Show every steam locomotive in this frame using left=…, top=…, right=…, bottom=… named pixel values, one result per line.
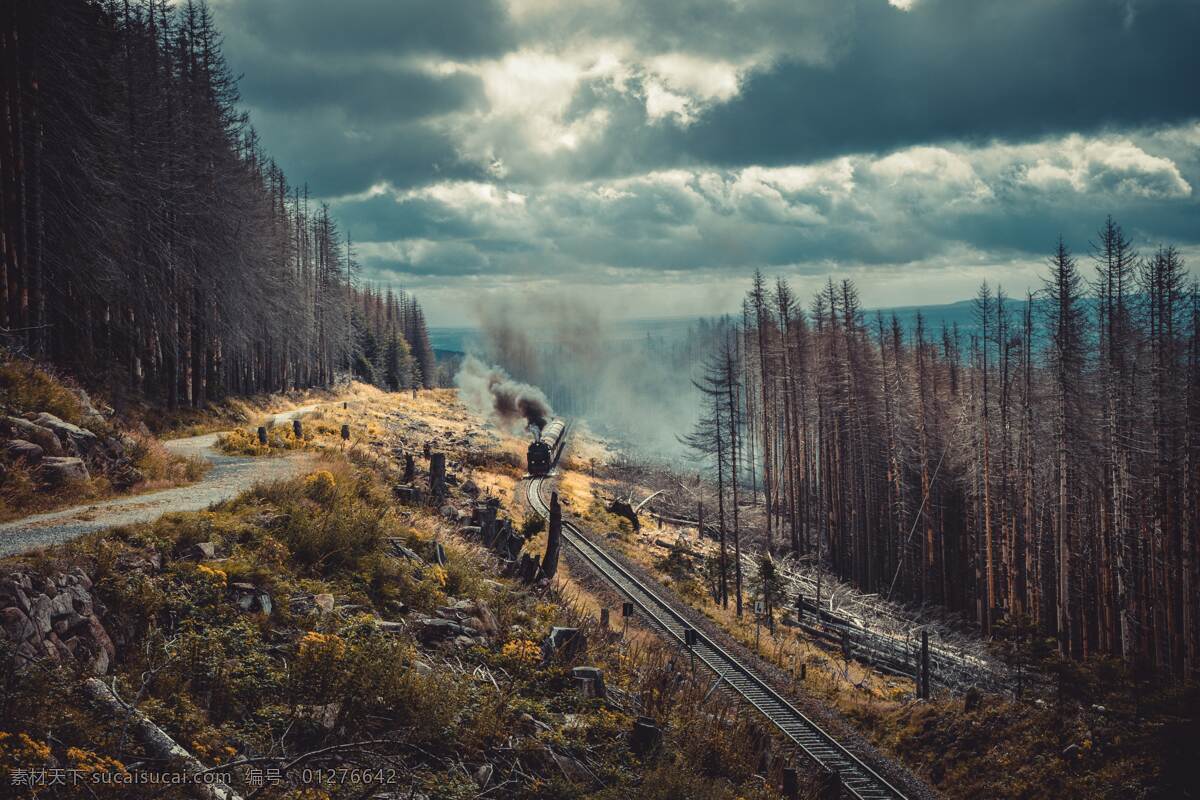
left=527, top=418, right=568, bottom=476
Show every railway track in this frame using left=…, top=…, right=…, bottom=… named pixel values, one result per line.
left=526, top=476, right=908, bottom=800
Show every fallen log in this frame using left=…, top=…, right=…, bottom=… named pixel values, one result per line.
left=82, top=678, right=245, bottom=800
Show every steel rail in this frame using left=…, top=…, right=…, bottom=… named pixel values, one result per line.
left=527, top=475, right=908, bottom=800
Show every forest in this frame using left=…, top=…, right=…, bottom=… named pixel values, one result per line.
left=686, top=219, right=1199, bottom=677
left=0, top=0, right=436, bottom=406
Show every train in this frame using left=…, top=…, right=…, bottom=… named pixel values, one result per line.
left=527, top=418, right=568, bottom=476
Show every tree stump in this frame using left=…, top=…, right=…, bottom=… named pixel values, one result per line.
left=430, top=452, right=446, bottom=496
left=402, top=453, right=415, bottom=483
left=572, top=666, right=605, bottom=698
left=292, top=419, right=303, bottom=438
left=782, top=767, right=799, bottom=799
left=257, top=426, right=267, bottom=445
left=818, top=768, right=842, bottom=800
left=631, top=716, right=662, bottom=758
left=481, top=506, right=498, bottom=547
left=541, top=491, right=562, bottom=579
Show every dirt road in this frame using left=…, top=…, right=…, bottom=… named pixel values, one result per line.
left=0, top=405, right=321, bottom=557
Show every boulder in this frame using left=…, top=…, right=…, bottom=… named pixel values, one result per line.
left=28, top=594, right=53, bottom=635
left=0, top=568, right=115, bottom=676
left=412, top=617, right=476, bottom=643
left=187, top=542, right=217, bottom=561
left=0, top=577, right=32, bottom=614
left=228, top=583, right=273, bottom=615
left=84, top=615, right=116, bottom=662
left=435, top=598, right=499, bottom=637
left=3, top=439, right=44, bottom=465
left=114, top=549, right=162, bottom=574
left=49, top=591, right=74, bottom=619
left=313, top=593, right=335, bottom=614
left=74, top=389, right=109, bottom=426
left=38, top=456, right=89, bottom=486
left=1, top=607, right=37, bottom=643
left=31, top=412, right=99, bottom=455
left=3, top=417, right=63, bottom=456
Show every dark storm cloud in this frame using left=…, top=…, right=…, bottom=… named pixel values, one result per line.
left=212, top=0, right=509, bottom=195
left=672, top=0, right=1200, bottom=169
left=210, top=0, right=1199, bottom=319
left=246, top=109, right=485, bottom=196
left=238, top=58, right=485, bottom=123
left=217, top=0, right=515, bottom=61
left=334, top=194, right=478, bottom=242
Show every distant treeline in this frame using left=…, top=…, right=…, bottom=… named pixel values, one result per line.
left=689, top=218, right=1198, bottom=676
left=0, top=0, right=435, bottom=406
left=352, top=284, right=435, bottom=393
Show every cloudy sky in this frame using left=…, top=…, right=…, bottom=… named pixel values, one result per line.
left=212, top=0, right=1200, bottom=325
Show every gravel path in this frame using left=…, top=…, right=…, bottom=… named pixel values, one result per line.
left=0, top=405, right=321, bottom=557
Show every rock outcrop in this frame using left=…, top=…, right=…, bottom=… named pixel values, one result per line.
left=1, top=416, right=65, bottom=457
left=0, top=568, right=115, bottom=675
left=3, top=439, right=44, bottom=464
left=38, top=456, right=90, bottom=485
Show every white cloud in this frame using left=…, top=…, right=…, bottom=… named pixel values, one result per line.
left=870, top=147, right=994, bottom=205
left=344, top=123, right=1200, bottom=325
left=644, top=81, right=693, bottom=124
left=645, top=53, right=742, bottom=103
left=1011, top=135, right=1191, bottom=199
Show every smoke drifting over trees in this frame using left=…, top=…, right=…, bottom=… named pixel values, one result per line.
left=468, top=293, right=723, bottom=456
left=455, top=355, right=552, bottom=433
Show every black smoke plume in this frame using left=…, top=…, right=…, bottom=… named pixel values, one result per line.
left=455, top=355, right=552, bottom=433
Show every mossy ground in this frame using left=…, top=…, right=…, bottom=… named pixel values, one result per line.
left=0, top=389, right=811, bottom=799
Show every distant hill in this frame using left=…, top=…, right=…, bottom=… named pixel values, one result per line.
left=429, top=297, right=1034, bottom=355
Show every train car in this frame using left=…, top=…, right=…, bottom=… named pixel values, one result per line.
left=527, top=419, right=567, bottom=476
